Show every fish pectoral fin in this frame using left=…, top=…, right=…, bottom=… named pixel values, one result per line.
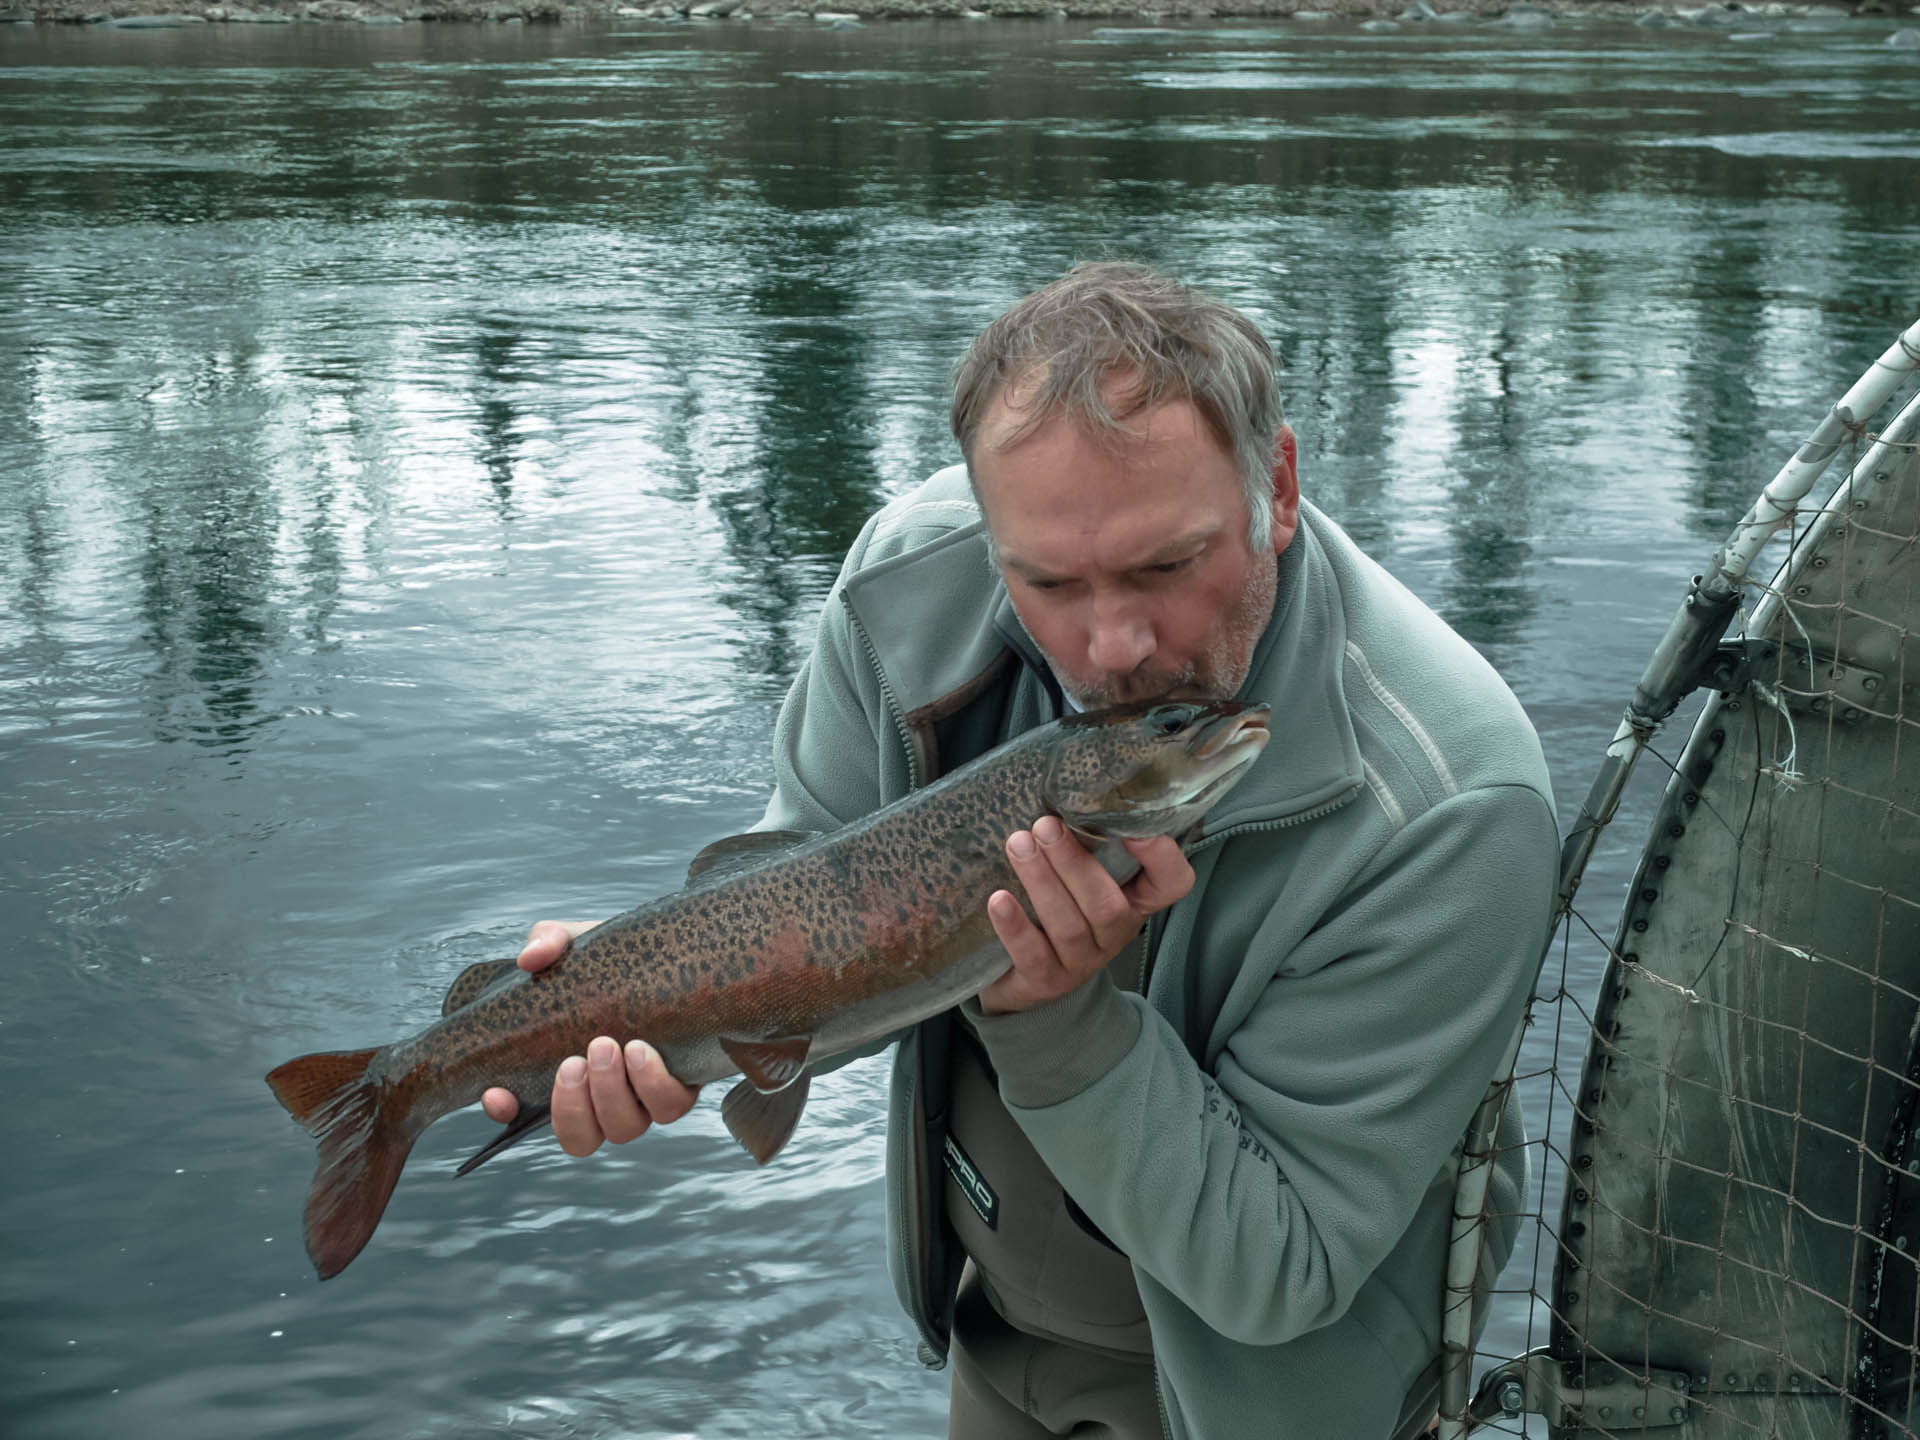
left=722, top=1071, right=810, bottom=1165
left=685, top=829, right=815, bottom=885
left=719, top=1033, right=813, bottom=1093
left=454, top=1102, right=554, bottom=1178
left=441, top=957, right=521, bottom=1016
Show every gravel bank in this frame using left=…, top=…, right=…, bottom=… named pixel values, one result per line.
left=2, top=0, right=1909, bottom=33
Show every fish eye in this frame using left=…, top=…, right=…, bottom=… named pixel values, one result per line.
left=1148, top=706, right=1189, bottom=736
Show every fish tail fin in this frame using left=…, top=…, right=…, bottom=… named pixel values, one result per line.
left=266, top=1047, right=417, bottom=1281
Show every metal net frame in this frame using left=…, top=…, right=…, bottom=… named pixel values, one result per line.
left=1435, top=319, right=1920, bottom=1440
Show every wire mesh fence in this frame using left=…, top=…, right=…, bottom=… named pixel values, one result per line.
left=1445, top=323, right=1920, bottom=1439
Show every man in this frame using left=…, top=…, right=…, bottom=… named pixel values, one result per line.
left=485, top=263, right=1558, bottom=1438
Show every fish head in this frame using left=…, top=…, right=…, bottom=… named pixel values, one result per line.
left=1043, top=699, right=1271, bottom=840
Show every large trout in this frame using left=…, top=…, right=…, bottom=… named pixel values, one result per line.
left=267, top=699, right=1270, bottom=1280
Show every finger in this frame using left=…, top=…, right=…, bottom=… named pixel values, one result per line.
left=1030, top=815, right=1139, bottom=948
left=517, top=921, right=577, bottom=974
left=980, top=888, right=1063, bottom=1014
left=625, top=1041, right=700, bottom=1125
left=481, top=1086, right=518, bottom=1123
left=1005, top=824, right=1099, bottom=960
left=549, top=1055, right=604, bottom=1157
left=585, top=1036, right=651, bottom=1145
left=1120, top=835, right=1196, bottom=914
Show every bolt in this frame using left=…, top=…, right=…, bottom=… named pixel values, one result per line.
left=1897, top=1234, right=1908, bottom=1251
left=1794, top=585, right=1811, bottom=597
left=1863, top=676, right=1880, bottom=692
left=1845, top=708, right=1861, bottom=722
left=1633, top=1407, right=1645, bottom=1420
left=1811, top=556, right=1828, bottom=568
left=1498, top=1380, right=1525, bottom=1414
left=1598, top=1406, right=1612, bottom=1420
left=1671, top=1406, right=1687, bottom=1423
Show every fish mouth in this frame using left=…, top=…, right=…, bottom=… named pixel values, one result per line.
left=1192, top=705, right=1270, bottom=763
left=1179, top=707, right=1270, bottom=810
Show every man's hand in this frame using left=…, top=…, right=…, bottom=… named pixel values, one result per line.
left=978, top=815, right=1194, bottom=1015
left=479, top=920, right=701, bottom=1156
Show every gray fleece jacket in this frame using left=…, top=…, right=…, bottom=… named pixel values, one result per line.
left=757, top=465, right=1558, bottom=1439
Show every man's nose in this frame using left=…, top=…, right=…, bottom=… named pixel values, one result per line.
left=1087, top=595, right=1155, bottom=675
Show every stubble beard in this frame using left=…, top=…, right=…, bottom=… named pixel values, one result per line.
left=1048, top=548, right=1279, bottom=711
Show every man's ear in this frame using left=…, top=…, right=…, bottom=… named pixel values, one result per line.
left=1268, top=425, right=1300, bottom=556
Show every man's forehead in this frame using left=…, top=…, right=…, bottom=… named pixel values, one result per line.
left=978, top=374, right=1203, bottom=456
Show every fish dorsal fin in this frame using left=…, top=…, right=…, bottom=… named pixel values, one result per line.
left=722, top=1071, right=811, bottom=1164
left=720, top=1034, right=813, bottom=1093
left=686, top=830, right=814, bottom=885
left=441, top=956, right=521, bottom=1016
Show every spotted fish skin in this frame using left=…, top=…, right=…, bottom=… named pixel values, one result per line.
left=266, top=699, right=1270, bottom=1280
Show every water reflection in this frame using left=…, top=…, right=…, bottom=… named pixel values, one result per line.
left=470, top=317, right=529, bottom=519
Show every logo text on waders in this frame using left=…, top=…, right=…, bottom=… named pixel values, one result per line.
left=944, top=1134, right=999, bottom=1229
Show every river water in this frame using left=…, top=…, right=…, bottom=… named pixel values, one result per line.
left=2, top=13, right=1916, bottom=1438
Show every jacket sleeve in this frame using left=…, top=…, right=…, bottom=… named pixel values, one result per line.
left=968, top=782, right=1557, bottom=1346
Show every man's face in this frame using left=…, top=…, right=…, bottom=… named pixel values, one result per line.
left=971, top=383, right=1299, bottom=709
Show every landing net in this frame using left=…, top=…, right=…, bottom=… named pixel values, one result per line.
left=1440, top=319, right=1920, bottom=1440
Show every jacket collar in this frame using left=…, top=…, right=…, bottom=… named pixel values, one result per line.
left=1198, top=508, right=1365, bottom=834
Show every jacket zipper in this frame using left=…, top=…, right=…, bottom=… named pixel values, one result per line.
left=845, top=597, right=922, bottom=792
left=1135, top=780, right=1365, bottom=1432
left=851, top=598, right=948, bottom=1360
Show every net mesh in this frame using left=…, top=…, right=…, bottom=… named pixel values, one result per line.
left=1458, top=390, right=1920, bottom=1439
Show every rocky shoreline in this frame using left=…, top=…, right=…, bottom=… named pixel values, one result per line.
left=3, top=0, right=1912, bottom=29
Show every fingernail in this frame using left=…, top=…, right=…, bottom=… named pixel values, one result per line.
left=589, top=1038, right=615, bottom=1070
left=625, top=1039, right=652, bottom=1069
left=1009, top=832, right=1035, bottom=859
left=1035, top=817, right=1060, bottom=845
left=558, top=1056, right=587, bottom=1086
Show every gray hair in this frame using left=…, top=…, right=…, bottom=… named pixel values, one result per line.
left=950, top=261, right=1286, bottom=550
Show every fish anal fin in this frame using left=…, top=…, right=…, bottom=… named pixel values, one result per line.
left=720, top=1034, right=813, bottom=1093
left=686, top=830, right=814, bottom=885
left=265, top=1046, right=413, bottom=1280
left=455, top=1103, right=554, bottom=1178
left=441, top=957, right=520, bottom=1017
left=722, top=1071, right=811, bottom=1165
